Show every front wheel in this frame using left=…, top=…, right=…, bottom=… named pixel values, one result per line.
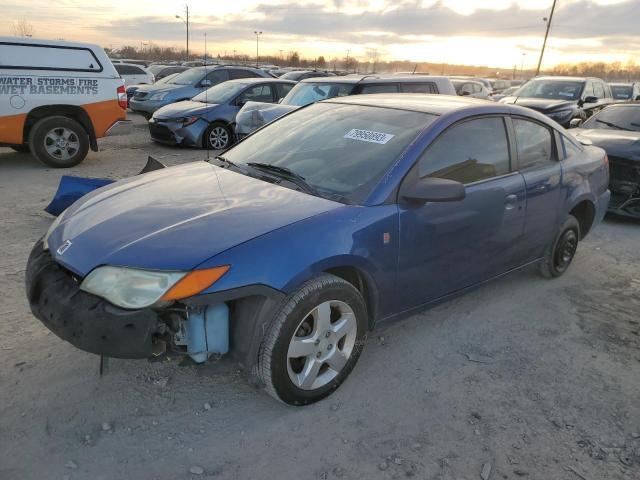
left=203, top=122, right=233, bottom=150
left=258, top=274, right=368, bottom=405
left=539, top=215, right=581, bottom=278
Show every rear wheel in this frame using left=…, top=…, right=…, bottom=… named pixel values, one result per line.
left=28, top=116, right=89, bottom=168
left=258, top=274, right=368, bottom=405
left=539, top=215, right=581, bottom=278
left=203, top=122, right=233, bottom=150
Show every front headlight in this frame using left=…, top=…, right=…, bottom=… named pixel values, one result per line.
left=149, top=92, right=170, bottom=101
left=177, top=116, right=199, bottom=126
left=43, top=210, right=66, bottom=250
left=80, top=265, right=229, bottom=309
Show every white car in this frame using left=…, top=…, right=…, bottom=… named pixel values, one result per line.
left=114, top=63, right=154, bottom=87
left=450, top=78, right=491, bottom=100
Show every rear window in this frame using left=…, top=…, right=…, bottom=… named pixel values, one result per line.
left=401, top=83, right=438, bottom=94
left=0, top=42, right=102, bottom=72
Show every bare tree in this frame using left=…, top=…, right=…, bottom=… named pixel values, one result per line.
left=12, top=19, right=34, bottom=38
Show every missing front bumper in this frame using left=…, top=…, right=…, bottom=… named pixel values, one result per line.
left=25, top=241, right=163, bottom=359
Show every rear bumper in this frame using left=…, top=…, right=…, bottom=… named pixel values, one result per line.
left=25, top=241, right=162, bottom=359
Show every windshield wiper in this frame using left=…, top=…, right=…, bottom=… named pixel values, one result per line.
left=595, top=119, right=632, bottom=131
left=246, top=162, right=323, bottom=196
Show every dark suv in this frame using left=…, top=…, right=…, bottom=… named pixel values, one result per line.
left=129, top=65, right=273, bottom=117
left=499, top=76, right=614, bottom=127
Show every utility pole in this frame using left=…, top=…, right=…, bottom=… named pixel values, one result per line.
left=176, top=4, right=190, bottom=61
left=536, top=0, right=557, bottom=76
left=254, top=31, right=262, bottom=67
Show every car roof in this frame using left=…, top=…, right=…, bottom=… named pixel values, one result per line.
left=299, top=74, right=451, bottom=85
left=533, top=76, right=597, bottom=82
left=227, top=78, right=296, bottom=85
left=608, top=82, right=634, bottom=87
left=450, top=78, right=484, bottom=85
left=323, top=93, right=560, bottom=124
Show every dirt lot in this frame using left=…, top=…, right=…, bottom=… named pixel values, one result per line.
left=1, top=113, right=639, bottom=480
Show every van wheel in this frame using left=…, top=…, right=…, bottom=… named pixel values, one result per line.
left=11, top=144, right=30, bottom=153
left=258, top=273, right=367, bottom=405
left=539, top=215, right=581, bottom=278
left=29, top=116, right=89, bottom=168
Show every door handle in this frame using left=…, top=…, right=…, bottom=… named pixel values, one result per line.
left=535, top=185, right=547, bottom=193
left=505, top=194, right=518, bottom=210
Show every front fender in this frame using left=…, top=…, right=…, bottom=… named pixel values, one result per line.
left=195, top=204, right=400, bottom=320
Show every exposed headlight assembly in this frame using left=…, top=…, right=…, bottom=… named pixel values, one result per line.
left=177, top=116, right=199, bottom=126
left=80, top=265, right=229, bottom=309
left=548, top=108, right=574, bottom=120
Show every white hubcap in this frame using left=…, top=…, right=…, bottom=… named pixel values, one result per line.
left=287, top=300, right=357, bottom=390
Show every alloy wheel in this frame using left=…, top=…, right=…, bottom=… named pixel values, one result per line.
left=286, top=300, right=358, bottom=390
left=208, top=126, right=229, bottom=150
left=44, top=127, right=80, bottom=161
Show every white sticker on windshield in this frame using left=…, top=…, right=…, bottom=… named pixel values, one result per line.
left=344, top=128, right=395, bottom=145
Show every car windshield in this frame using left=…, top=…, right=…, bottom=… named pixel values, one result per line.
left=610, top=85, right=633, bottom=100
left=515, top=80, right=584, bottom=100
left=583, top=106, right=640, bottom=131
left=283, top=82, right=355, bottom=106
left=222, top=102, right=437, bottom=204
left=192, top=82, right=247, bottom=103
left=168, top=68, right=204, bottom=85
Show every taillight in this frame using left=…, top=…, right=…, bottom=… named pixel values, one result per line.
left=117, top=84, right=127, bottom=110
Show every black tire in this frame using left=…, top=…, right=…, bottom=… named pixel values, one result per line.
left=203, top=122, right=233, bottom=150
left=10, top=144, right=30, bottom=153
left=28, top=116, right=89, bottom=168
left=258, top=273, right=368, bottom=405
left=539, top=215, right=581, bottom=278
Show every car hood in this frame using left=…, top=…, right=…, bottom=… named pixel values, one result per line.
left=153, top=100, right=217, bottom=119
left=501, top=96, right=576, bottom=112
left=571, top=128, right=640, bottom=160
left=235, top=101, right=299, bottom=134
left=48, top=162, right=341, bottom=276
left=134, top=83, right=186, bottom=95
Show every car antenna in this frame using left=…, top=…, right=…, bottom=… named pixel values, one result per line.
left=204, top=32, right=210, bottom=160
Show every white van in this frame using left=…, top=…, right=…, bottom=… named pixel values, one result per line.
left=0, top=37, right=129, bottom=167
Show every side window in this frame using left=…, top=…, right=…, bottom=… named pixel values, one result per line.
left=115, top=64, right=137, bottom=75
left=472, top=83, right=482, bottom=94
left=277, top=83, right=294, bottom=99
left=401, top=82, right=437, bottom=94
left=132, top=66, right=145, bottom=74
left=419, top=117, right=511, bottom=184
left=583, top=81, right=594, bottom=98
left=460, top=83, right=474, bottom=95
left=238, top=85, right=274, bottom=103
left=360, top=84, right=399, bottom=94
left=593, top=82, right=605, bottom=99
left=562, top=135, right=583, bottom=158
left=512, top=118, right=554, bottom=169
left=204, top=70, right=229, bottom=84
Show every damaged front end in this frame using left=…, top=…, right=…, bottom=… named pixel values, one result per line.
left=26, top=242, right=231, bottom=362
left=608, top=156, right=640, bottom=218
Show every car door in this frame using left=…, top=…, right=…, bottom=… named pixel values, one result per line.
left=509, top=117, right=562, bottom=261
left=397, top=116, right=526, bottom=308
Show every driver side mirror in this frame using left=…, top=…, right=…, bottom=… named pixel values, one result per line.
left=401, top=177, right=466, bottom=205
left=583, top=95, right=598, bottom=104
left=200, top=79, right=212, bottom=87
left=569, top=118, right=583, bottom=128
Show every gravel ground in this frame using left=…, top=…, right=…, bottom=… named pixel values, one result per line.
left=1, top=113, right=639, bottom=480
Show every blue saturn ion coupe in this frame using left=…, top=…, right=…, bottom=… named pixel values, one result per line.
left=27, top=94, right=610, bottom=405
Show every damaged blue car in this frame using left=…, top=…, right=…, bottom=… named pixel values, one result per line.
left=26, top=95, right=610, bottom=405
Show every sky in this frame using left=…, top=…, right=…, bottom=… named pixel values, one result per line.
left=4, top=0, right=640, bottom=69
